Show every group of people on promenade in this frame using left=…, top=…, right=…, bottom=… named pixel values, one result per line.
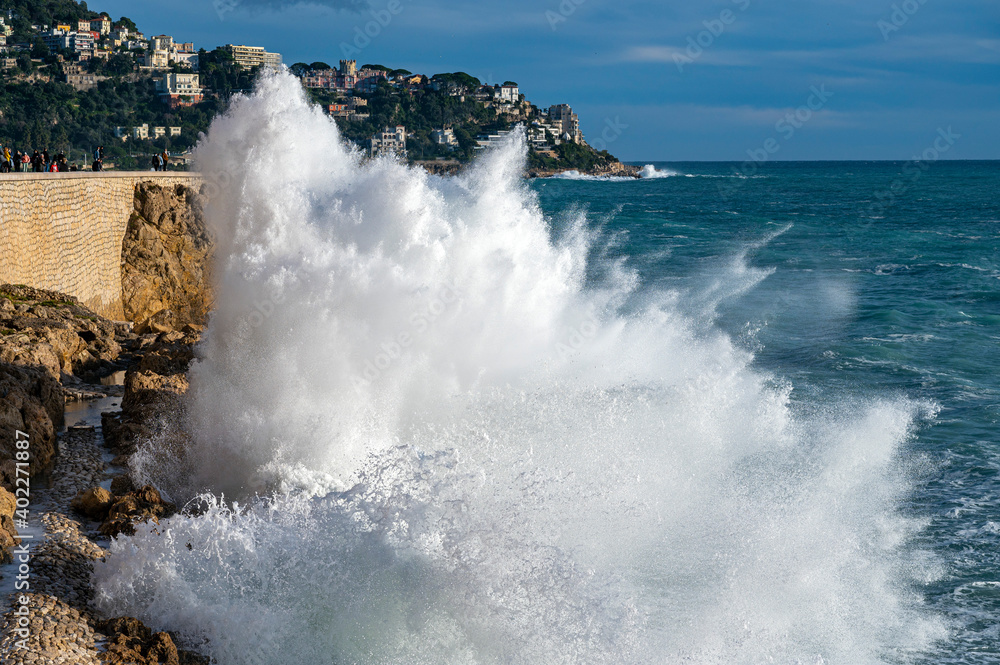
left=0, top=146, right=172, bottom=173
left=150, top=151, right=170, bottom=171
left=0, top=148, right=71, bottom=173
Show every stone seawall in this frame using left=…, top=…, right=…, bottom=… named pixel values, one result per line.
left=0, top=172, right=202, bottom=320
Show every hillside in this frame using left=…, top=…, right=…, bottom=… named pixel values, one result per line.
left=0, top=0, right=630, bottom=174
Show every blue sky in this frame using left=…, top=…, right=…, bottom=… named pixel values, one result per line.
left=93, top=0, right=999, bottom=161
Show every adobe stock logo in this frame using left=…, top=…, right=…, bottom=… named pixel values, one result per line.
left=718, top=84, right=834, bottom=201
left=546, top=0, right=588, bottom=31
left=878, top=0, right=929, bottom=41
left=340, top=0, right=412, bottom=58
left=589, top=117, right=628, bottom=152
left=213, top=0, right=238, bottom=21
left=352, top=282, right=464, bottom=393
left=673, top=0, right=752, bottom=74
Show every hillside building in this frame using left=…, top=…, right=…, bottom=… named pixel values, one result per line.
left=431, top=128, right=458, bottom=148
left=548, top=104, right=583, bottom=144
left=223, top=44, right=282, bottom=69
left=370, top=126, right=407, bottom=158
left=91, top=16, right=111, bottom=35
left=156, top=72, right=203, bottom=108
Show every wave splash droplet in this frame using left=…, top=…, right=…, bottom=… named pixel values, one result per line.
left=94, top=70, right=946, bottom=665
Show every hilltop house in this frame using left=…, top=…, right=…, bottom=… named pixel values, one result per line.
left=498, top=83, right=519, bottom=103
left=303, top=60, right=386, bottom=95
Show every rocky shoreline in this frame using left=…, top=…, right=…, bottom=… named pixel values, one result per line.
left=0, top=284, right=209, bottom=664
left=413, top=158, right=642, bottom=179
left=0, top=180, right=216, bottom=663
left=526, top=161, right=642, bottom=179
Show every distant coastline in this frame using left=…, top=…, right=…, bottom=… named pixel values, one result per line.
left=0, top=4, right=627, bottom=175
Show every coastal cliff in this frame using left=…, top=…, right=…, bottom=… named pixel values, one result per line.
left=122, top=183, right=214, bottom=334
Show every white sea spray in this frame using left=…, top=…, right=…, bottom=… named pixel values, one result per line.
left=93, top=70, right=946, bottom=665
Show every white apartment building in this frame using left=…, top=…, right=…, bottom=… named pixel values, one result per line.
left=548, top=104, right=583, bottom=144
left=475, top=129, right=515, bottom=151
left=370, top=126, right=407, bottom=158
left=223, top=44, right=282, bottom=69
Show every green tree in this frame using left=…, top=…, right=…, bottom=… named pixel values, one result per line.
left=431, top=72, right=480, bottom=89
left=116, top=16, right=137, bottom=32
left=91, top=52, right=134, bottom=77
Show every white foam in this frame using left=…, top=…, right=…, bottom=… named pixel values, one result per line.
left=93, top=70, right=946, bottom=665
left=638, top=164, right=682, bottom=178
left=546, top=169, right=636, bottom=181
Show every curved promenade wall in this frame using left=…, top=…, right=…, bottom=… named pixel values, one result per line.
left=0, top=172, right=202, bottom=320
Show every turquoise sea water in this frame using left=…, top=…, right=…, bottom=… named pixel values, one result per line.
left=534, top=161, right=1000, bottom=663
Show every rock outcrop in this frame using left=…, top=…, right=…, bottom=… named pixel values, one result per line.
left=99, top=616, right=209, bottom=665
left=96, top=485, right=177, bottom=538
left=0, top=284, right=139, bottom=562
left=103, top=328, right=199, bottom=463
left=0, top=284, right=138, bottom=488
left=0, top=487, right=20, bottom=564
left=592, top=161, right=641, bottom=178
left=0, top=362, right=62, bottom=488
left=121, top=183, right=213, bottom=334
left=72, top=483, right=178, bottom=539
left=0, top=285, right=127, bottom=382
left=70, top=486, right=115, bottom=520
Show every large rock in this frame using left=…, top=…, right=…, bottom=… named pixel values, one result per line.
left=99, top=485, right=177, bottom=538
left=121, top=183, right=213, bottom=332
left=0, top=285, right=126, bottom=382
left=0, top=284, right=140, bottom=488
left=99, top=616, right=209, bottom=665
left=71, top=486, right=115, bottom=520
left=0, top=362, right=62, bottom=486
left=104, top=330, right=199, bottom=462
